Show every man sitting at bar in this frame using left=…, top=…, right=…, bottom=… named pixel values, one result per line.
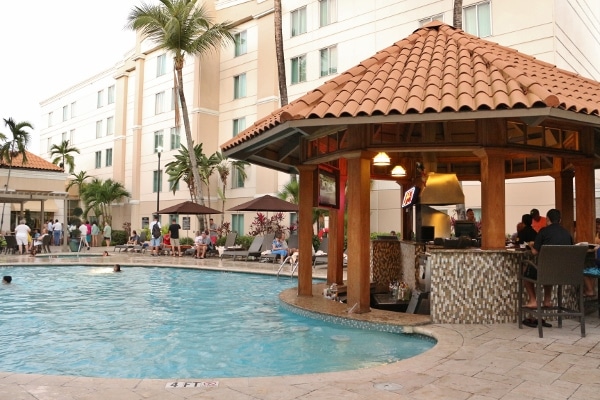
left=524, top=208, right=572, bottom=308
left=516, top=214, right=537, bottom=246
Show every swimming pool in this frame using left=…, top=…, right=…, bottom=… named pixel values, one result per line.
left=0, top=266, right=435, bottom=379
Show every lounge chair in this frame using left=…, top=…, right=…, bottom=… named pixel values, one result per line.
left=216, top=232, right=238, bottom=258
left=222, top=235, right=264, bottom=261
left=313, top=237, right=329, bottom=268
left=4, top=235, right=17, bottom=254
left=131, top=232, right=148, bottom=253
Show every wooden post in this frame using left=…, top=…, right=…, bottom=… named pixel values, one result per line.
left=297, top=165, right=317, bottom=296
left=328, top=158, right=346, bottom=285
left=475, top=148, right=506, bottom=249
left=573, top=158, right=595, bottom=243
left=346, top=152, right=372, bottom=313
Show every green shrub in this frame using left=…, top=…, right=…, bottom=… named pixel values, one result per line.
left=111, top=230, right=127, bottom=245
left=180, top=237, right=194, bottom=246
left=216, top=236, right=226, bottom=246
left=236, top=235, right=254, bottom=250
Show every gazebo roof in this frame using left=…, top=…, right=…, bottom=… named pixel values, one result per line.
left=222, top=21, right=600, bottom=169
left=0, top=150, right=63, bottom=172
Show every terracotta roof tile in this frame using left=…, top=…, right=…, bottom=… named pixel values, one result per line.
left=222, top=21, right=600, bottom=152
left=0, top=151, right=63, bottom=172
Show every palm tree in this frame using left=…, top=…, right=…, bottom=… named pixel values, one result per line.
left=165, top=143, right=205, bottom=203
left=50, top=140, right=80, bottom=173
left=277, top=178, right=299, bottom=204
left=0, top=118, right=32, bottom=229
left=274, top=0, right=288, bottom=106
left=453, top=0, right=463, bottom=28
left=79, top=178, right=130, bottom=226
left=213, top=151, right=249, bottom=226
left=127, top=0, right=234, bottom=207
left=66, top=170, right=91, bottom=192
left=165, top=143, right=208, bottom=229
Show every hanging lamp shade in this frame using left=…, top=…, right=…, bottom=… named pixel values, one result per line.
left=391, top=165, right=407, bottom=177
left=373, top=152, right=391, bottom=166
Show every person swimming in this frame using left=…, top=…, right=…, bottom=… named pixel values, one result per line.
left=103, top=251, right=110, bottom=257
left=2, top=275, right=12, bottom=284
left=113, top=264, right=121, bottom=272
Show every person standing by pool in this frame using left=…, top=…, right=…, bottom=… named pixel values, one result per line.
left=79, top=222, right=90, bottom=250
left=209, top=218, right=218, bottom=245
left=85, top=220, right=92, bottom=248
left=52, top=219, right=62, bottom=246
left=168, top=218, right=182, bottom=257
left=91, top=222, right=100, bottom=247
left=14, top=219, right=30, bottom=255
left=103, top=221, right=112, bottom=248
left=149, top=215, right=161, bottom=256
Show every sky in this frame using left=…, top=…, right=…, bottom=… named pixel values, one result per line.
left=0, top=0, right=142, bottom=153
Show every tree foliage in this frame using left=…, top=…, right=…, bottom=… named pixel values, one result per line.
left=79, top=178, right=131, bottom=226
left=50, top=139, right=80, bottom=173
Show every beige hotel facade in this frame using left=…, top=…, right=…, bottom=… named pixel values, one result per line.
left=37, top=0, right=600, bottom=237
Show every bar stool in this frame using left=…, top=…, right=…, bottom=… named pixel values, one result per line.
left=583, top=267, right=600, bottom=317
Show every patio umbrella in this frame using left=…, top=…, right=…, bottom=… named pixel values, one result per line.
left=227, top=194, right=298, bottom=212
left=156, top=201, right=221, bottom=215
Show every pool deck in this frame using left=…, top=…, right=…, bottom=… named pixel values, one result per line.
left=2, top=248, right=600, bottom=399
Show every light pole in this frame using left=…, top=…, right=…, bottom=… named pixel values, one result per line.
left=156, top=146, right=163, bottom=217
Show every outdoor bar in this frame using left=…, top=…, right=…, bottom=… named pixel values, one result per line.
left=222, top=22, right=600, bottom=324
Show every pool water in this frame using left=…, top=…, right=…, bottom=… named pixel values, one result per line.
left=0, top=266, right=434, bottom=379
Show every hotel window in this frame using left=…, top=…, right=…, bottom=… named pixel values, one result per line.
left=464, top=1, right=491, bottom=37
left=105, top=148, right=113, bottom=167
left=70, top=102, right=76, bottom=118
left=232, top=214, right=244, bottom=234
left=61, top=132, right=67, bottom=142
left=419, top=14, right=444, bottom=26
left=106, top=116, right=114, bottom=135
left=107, top=85, right=115, bottom=104
left=69, top=129, right=75, bottom=143
left=154, top=130, right=164, bottom=152
left=62, top=105, right=68, bottom=122
left=320, top=45, right=337, bottom=77
left=48, top=112, right=53, bottom=127
left=291, top=55, right=306, bottom=84
left=233, top=73, right=246, bottom=99
left=97, top=89, right=104, bottom=108
left=170, top=127, right=181, bottom=150
left=230, top=116, right=247, bottom=188
left=319, top=0, right=337, bottom=27
left=234, top=31, right=247, bottom=57
left=95, top=151, right=102, bottom=168
left=231, top=165, right=246, bottom=189
left=233, top=117, right=246, bottom=136
left=153, top=170, right=163, bottom=193
left=46, top=138, right=52, bottom=152
left=96, top=120, right=103, bottom=139
left=291, top=7, right=307, bottom=36
left=157, top=54, right=167, bottom=77
left=155, top=91, right=165, bottom=114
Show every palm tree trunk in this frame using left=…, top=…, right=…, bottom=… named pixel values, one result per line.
left=453, top=0, right=463, bottom=28
left=175, top=66, right=205, bottom=210
left=274, top=0, right=288, bottom=106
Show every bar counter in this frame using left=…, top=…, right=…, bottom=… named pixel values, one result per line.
left=426, top=247, right=526, bottom=324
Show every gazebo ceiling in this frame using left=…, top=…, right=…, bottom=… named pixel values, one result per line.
left=221, top=21, right=600, bottom=173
